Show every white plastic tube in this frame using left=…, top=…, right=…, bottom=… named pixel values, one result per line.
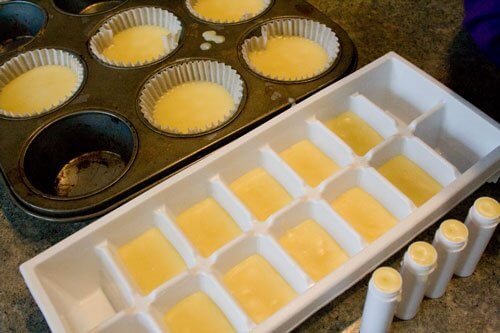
left=455, top=197, right=499, bottom=277
left=395, top=241, right=437, bottom=320
left=425, top=219, right=468, bottom=298
left=360, top=267, right=402, bottom=333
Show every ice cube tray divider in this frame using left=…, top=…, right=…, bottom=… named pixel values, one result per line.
left=21, top=52, right=500, bottom=333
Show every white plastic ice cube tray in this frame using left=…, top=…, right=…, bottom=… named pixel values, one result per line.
left=21, top=52, right=500, bottom=333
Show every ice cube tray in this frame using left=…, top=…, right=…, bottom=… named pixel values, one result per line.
left=20, top=53, right=500, bottom=333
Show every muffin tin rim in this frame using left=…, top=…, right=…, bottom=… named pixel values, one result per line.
left=50, top=0, right=130, bottom=17
left=135, top=57, right=248, bottom=138
left=237, top=15, right=342, bottom=84
left=18, top=109, right=139, bottom=201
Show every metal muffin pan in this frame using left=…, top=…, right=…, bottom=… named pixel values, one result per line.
left=0, top=0, right=357, bottom=221
left=21, top=53, right=500, bottom=332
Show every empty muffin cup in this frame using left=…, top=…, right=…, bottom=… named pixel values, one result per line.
left=0, top=48, right=85, bottom=118
left=0, top=1, right=47, bottom=53
left=139, top=60, right=244, bottom=136
left=21, top=111, right=137, bottom=199
left=89, top=7, right=182, bottom=68
left=53, top=0, right=126, bottom=15
left=185, top=0, right=272, bottom=24
left=241, top=18, right=339, bottom=81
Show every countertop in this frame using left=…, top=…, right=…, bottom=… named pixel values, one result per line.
left=1, top=0, right=499, bottom=332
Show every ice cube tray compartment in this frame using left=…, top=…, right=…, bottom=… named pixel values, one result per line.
left=21, top=53, right=500, bottom=333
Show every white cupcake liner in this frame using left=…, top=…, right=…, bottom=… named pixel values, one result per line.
left=186, top=0, right=272, bottom=24
left=139, top=60, right=244, bottom=135
left=89, top=7, right=182, bottom=67
left=0, top=48, right=84, bottom=118
left=241, top=18, right=340, bottom=81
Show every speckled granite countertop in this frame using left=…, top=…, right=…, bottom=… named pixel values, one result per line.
left=1, top=1, right=499, bottom=332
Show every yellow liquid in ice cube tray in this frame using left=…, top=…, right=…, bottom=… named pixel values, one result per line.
left=331, top=187, right=397, bottom=243
left=230, top=167, right=292, bottom=221
left=117, top=228, right=186, bottom=295
left=176, top=197, right=241, bottom=257
left=377, top=155, right=443, bottom=206
left=279, top=219, right=349, bottom=281
left=280, top=140, right=340, bottom=187
left=164, top=291, right=235, bottom=333
left=223, top=254, right=296, bottom=323
left=325, top=111, right=383, bottom=156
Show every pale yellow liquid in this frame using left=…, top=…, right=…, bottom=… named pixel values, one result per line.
left=440, top=219, right=468, bottom=243
left=193, top=0, right=265, bottom=21
left=280, top=140, right=340, bottom=187
left=474, top=197, right=500, bottom=219
left=248, top=36, right=329, bottom=80
left=176, top=197, right=241, bottom=257
left=0, top=65, right=77, bottom=115
left=230, top=168, right=292, bottom=221
left=373, top=267, right=402, bottom=293
left=331, top=187, right=398, bottom=243
left=164, top=291, right=235, bottom=333
left=153, top=81, right=234, bottom=133
left=279, top=219, right=349, bottom=281
left=117, top=228, right=186, bottom=295
left=377, top=155, right=443, bottom=207
left=325, top=111, right=384, bottom=156
left=102, top=26, right=170, bottom=64
left=223, top=254, right=296, bottom=323
left=408, top=241, right=437, bottom=267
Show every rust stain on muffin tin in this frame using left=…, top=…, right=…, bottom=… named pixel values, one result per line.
left=0, top=0, right=357, bottom=222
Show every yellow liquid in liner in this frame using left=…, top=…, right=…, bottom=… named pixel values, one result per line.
left=153, top=81, right=234, bottom=133
left=325, top=111, right=383, bottom=156
left=280, top=140, right=340, bottom=187
left=176, top=198, right=241, bottom=257
left=223, top=254, right=296, bottom=323
left=0, top=65, right=77, bottom=115
left=164, top=291, right=235, bottom=333
left=102, top=26, right=170, bottom=64
left=117, top=228, right=186, bottom=295
left=279, top=219, right=349, bottom=281
left=230, top=168, right=292, bottom=221
left=193, top=0, right=266, bottom=21
left=248, top=36, right=329, bottom=80
left=331, top=187, right=398, bottom=243
left=377, top=155, right=443, bottom=207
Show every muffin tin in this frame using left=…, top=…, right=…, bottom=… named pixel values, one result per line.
left=21, top=53, right=500, bottom=333
left=0, top=0, right=356, bottom=221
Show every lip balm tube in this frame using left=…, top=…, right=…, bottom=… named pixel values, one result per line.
left=455, top=197, right=499, bottom=277
left=360, top=267, right=402, bottom=333
left=395, top=241, right=437, bottom=320
left=425, top=219, right=468, bottom=298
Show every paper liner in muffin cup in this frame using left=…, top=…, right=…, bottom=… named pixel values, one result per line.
left=139, top=60, right=244, bottom=136
left=241, top=18, right=340, bottom=81
left=0, top=48, right=84, bottom=118
left=186, top=0, right=272, bottom=24
left=89, top=7, right=182, bottom=68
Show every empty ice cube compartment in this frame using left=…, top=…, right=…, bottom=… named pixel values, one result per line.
left=94, top=313, right=153, bottom=333
left=33, top=246, right=130, bottom=333
left=413, top=102, right=500, bottom=172
left=116, top=228, right=187, bottom=295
